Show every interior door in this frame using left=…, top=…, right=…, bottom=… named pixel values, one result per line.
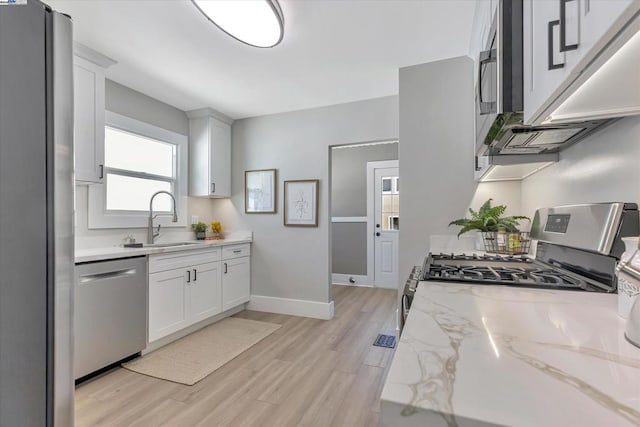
left=374, top=166, right=399, bottom=288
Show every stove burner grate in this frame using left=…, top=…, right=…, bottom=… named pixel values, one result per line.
left=425, top=262, right=588, bottom=289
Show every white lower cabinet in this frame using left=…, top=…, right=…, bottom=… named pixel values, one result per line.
left=188, top=261, right=222, bottom=324
left=148, top=249, right=223, bottom=342
left=148, top=267, right=190, bottom=342
left=222, top=257, right=251, bottom=311
left=148, top=244, right=251, bottom=343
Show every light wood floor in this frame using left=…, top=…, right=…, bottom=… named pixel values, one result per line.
left=75, top=285, right=398, bottom=427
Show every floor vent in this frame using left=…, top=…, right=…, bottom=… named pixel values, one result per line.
left=373, top=334, right=396, bottom=348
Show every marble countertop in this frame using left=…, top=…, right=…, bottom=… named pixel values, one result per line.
left=381, top=282, right=640, bottom=427
left=75, top=236, right=252, bottom=263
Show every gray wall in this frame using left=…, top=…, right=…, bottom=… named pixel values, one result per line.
left=331, top=143, right=398, bottom=216
left=330, top=142, right=398, bottom=277
left=211, top=96, right=399, bottom=303
left=399, top=57, right=476, bottom=281
left=105, top=79, right=189, bottom=135
left=522, top=116, right=640, bottom=214
left=332, top=222, right=368, bottom=275
left=398, top=56, right=523, bottom=283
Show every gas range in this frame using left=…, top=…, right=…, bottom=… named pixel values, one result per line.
left=421, top=203, right=640, bottom=293
left=423, top=253, right=598, bottom=291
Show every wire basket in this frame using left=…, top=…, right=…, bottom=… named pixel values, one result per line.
left=481, top=231, right=531, bottom=255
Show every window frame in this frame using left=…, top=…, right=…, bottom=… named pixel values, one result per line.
left=88, top=111, right=188, bottom=229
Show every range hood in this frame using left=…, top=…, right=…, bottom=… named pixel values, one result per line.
left=478, top=112, right=610, bottom=156
left=474, top=0, right=611, bottom=181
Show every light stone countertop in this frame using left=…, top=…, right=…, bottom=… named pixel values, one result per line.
left=75, top=236, right=252, bottom=264
left=380, top=282, right=640, bottom=427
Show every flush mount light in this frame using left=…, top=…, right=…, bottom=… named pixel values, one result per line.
left=192, top=0, right=284, bottom=48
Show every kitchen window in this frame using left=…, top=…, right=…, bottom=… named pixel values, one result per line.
left=88, top=112, right=188, bottom=229
left=104, top=126, right=176, bottom=212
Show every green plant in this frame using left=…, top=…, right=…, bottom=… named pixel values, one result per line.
left=448, top=198, right=529, bottom=237
left=191, top=222, right=208, bottom=233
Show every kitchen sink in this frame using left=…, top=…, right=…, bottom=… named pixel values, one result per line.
left=144, top=241, right=206, bottom=248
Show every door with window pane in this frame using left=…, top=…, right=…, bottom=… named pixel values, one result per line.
left=374, top=166, right=399, bottom=288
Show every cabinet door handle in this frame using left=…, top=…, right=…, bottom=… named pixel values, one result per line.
left=224, top=262, right=227, bottom=274
left=193, top=269, right=197, bottom=282
left=559, top=0, right=579, bottom=52
left=547, top=20, right=565, bottom=70
left=99, top=164, right=104, bottom=180
left=186, top=270, right=191, bottom=283
left=477, top=48, right=496, bottom=115
left=233, top=249, right=242, bottom=253
left=211, top=183, right=216, bottom=194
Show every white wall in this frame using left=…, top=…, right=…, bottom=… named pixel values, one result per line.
left=211, top=96, right=399, bottom=303
left=399, top=56, right=523, bottom=280
left=75, top=80, right=216, bottom=249
left=522, top=116, right=640, bottom=213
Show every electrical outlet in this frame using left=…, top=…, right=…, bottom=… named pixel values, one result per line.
left=191, top=215, right=198, bottom=224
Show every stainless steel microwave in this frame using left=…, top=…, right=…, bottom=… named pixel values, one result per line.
left=474, top=0, right=609, bottom=179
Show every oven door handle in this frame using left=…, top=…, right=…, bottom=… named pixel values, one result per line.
left=401, top=294, right=411, bottom=318
left=477, top=48, right=496, bottom=115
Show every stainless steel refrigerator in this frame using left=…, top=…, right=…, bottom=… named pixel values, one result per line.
left=0, top=1, right=74, bottom=426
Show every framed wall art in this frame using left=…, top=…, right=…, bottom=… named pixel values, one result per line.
left=245, top=169, right=277, bottom=213
left=284, top=179, right=319, bottom=227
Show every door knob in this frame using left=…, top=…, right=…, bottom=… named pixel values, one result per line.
left=376, top=224, right=380, bottom=228
left=376, top=232, right=381, bottom=237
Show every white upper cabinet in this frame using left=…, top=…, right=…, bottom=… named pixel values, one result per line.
left=188, top=109, right=232, bottom=198
left=524, top=0, right=640, bottom=124
left=73, top=44, right=115, bottom=184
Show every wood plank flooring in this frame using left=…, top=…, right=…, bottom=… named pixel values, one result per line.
left=75, top=285, right=398, bottom=427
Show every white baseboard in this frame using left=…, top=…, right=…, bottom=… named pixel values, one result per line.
left=333, top=282, right=373, bottom=288
left=332, top=273, right=372, bottom=286
left=247, top=295, right=335, bottom=320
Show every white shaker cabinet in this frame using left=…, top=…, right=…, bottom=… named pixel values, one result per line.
left=523, top=0, right=640, bottom=124
left=148, top=267, right=190, bottom=342
left=73, top=44, right=115, bottom=184
left=188, top=261, right=223, bottom=324
left=188, top=109, right=232, bottom=198
left=148, top=248, right=223, bottom=342
left=222, top=244, right=251, bottom=311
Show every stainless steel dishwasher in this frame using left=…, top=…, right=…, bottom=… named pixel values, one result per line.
left=74, top=256, right=147, bottom=380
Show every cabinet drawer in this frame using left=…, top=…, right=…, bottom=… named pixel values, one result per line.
left=222, top=243, right=251, bottom=260
left=149, top=247, right=221, bottom=274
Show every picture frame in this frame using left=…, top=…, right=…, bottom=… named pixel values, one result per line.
left=284, top=179, right=319, bottom=227
left=245, top=169, right=277, bottom=214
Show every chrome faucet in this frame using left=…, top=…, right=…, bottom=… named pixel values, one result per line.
left=148, top=191, right=178, bottom=244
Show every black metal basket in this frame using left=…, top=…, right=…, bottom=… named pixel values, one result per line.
left=481, top=231, right=531, bottom=255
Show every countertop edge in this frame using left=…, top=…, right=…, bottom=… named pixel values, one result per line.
left=75, top=238, right=253, bottom=264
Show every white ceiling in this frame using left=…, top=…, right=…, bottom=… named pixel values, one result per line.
left=49, top=0, right=477, bottom=119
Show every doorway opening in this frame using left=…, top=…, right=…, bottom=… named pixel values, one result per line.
left=329, top=141, right=399, bottom=289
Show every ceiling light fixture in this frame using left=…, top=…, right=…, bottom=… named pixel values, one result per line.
left=191, top=0, right=284, bottom=48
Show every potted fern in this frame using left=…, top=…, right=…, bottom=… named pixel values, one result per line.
left=449, top=199, right=530, bottom=253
